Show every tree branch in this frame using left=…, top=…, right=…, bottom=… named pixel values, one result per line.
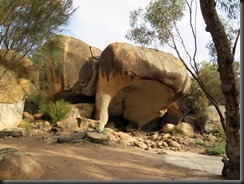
left=232, top=28, right=240, bottom=56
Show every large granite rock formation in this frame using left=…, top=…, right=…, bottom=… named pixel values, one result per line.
left=43, top=35, right=101, bottom=102
left=0, top=49, right=38, bottom=84
left=0, top=50, right=36, bottom=130
left=94, top=42, right=191, bottom=132
left=0, top=66, right=25, bottom=130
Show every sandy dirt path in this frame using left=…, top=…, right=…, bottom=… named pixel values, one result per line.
left=0, top=136, right=224, bottom=181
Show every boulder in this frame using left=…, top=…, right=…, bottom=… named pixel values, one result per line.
left=175, top=122, right=194, bottom=136
left=43, top=35, right=101, bottom=101
left=57, top=103, right=95, bottom=130
left=0, top=128, right=24, bottom=138
left=161, top=102, right=183, bottom=125
left=0, top=49, right=38, bottom=85
left=70, top=103, right=95, bottom=119
left=183, top=115, right=200, bottom=132
left=0, top=148, right=44, bottom=180
left=0, top=66, right=25, bottom=130
left=162, top=123, right=175, bottom=133
left=195, top=105, right=226, bottom=133
left=0, top=50, right=37, bottom=130
left=94, top=42, right=191, bottom=132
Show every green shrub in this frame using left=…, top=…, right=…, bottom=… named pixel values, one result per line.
left=25, top=89, right=49, bottom=114
left=195, top=141, right=205, bottom=146
left=39, top=99, right=71, bottom=127
left=23, top=119, right=33, bottom=135
left=206, top=141, right=226, bottom=155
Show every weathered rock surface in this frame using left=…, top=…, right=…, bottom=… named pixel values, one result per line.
left=43, top=35, right=101, bottom=101
left=0, top=66, right=25, bottom=130
left=0, top=50, right=37, bottom=130
left=162, top=123, right=175, bottom=133
left=86, top=131, right=108, bottom=142
left=176, top=122, right=195, bottom=136
left=0, top=49, right=38, bottom=84
left=94, top=42, right=191, bottom=132
left=0, top=148, right=44, bottom=180
left=195, top=106, right=226, bottom=133
left=57, top=103, right=95, bottom=130
left=0, top=128, right=24, bottom=138
left=57, top=131, right=87, bottom=143
left=161, top=102, right=183, bottom=124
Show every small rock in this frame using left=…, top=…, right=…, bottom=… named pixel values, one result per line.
left=150, top=134, right=158, bottom=140
left=33, top=113, right=43, bottom=120
left=86, top=131, right=108, bottom=143
left=162, top=123, right=175, bottom=133
left=0, top=128, right=24, bottom=138
left=157, top=141, right=163, bottom=147
left=168, top=140, right=181, bottom=148
left=162, top=141, right=168, bottom=147
left=162, top=133, right=171, bottom=139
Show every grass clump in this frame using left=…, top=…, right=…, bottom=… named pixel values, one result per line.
left=39, top=99, right=71, bottom=127
left=205, top=141, right=226, bottom=155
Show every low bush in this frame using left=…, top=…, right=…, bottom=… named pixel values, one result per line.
left=39, top=99, right=71, bottom=127
left=205, top=141, right=226, bottom=155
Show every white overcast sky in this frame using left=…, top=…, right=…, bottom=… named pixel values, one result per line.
left=63, top=0, right=240, bottom=62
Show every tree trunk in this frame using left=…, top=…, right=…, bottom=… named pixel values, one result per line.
left=199, top=0, right=240, bottom=180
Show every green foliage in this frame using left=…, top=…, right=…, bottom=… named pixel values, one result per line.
left=180, top=60, right=240, bottom=114
left=195, top=141, right=205, bottom=146
left=0, top=0, right=77, bottom=57
left=217, top=0, right=240, bottom=20
left=39, top=99, right=71, bottom=127
left=206, top=141, right=226, bottom=155
left=126, top=0, right=185, bottom=47
left=25, top=89, right=49, bottom=114
left=22, top=119, right=33, bottom=135
left=197, top=61, right=224, bottom=104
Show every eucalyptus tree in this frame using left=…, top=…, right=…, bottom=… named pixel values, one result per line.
left=0, top=0, right=77, bottom=62
left=200, top=0, right=240, bottom=179
left=126, top=0, right=240, bottom=179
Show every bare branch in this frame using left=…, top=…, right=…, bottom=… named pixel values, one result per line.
left=232, top=28, right=240, bottom=56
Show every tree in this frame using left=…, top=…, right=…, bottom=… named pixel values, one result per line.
left=199, top=0, right=240, bottom=179
left=126, top=0, right=240, bottom=179
left=0, top=0, right=77, bottom=62
left=197, top=61, right=223, bottom=104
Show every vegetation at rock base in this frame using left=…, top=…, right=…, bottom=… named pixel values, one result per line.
left=205, top=141, right=226, bottom=156
left=39, top=99, right=71, bottom=127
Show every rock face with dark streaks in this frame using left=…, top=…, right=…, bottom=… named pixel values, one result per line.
left=43, top=35, right=101, bottom=102
left=94, top=42, right=191, bottom=132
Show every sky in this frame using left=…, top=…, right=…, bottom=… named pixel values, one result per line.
left=63, top=0, right=240, bottom=62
